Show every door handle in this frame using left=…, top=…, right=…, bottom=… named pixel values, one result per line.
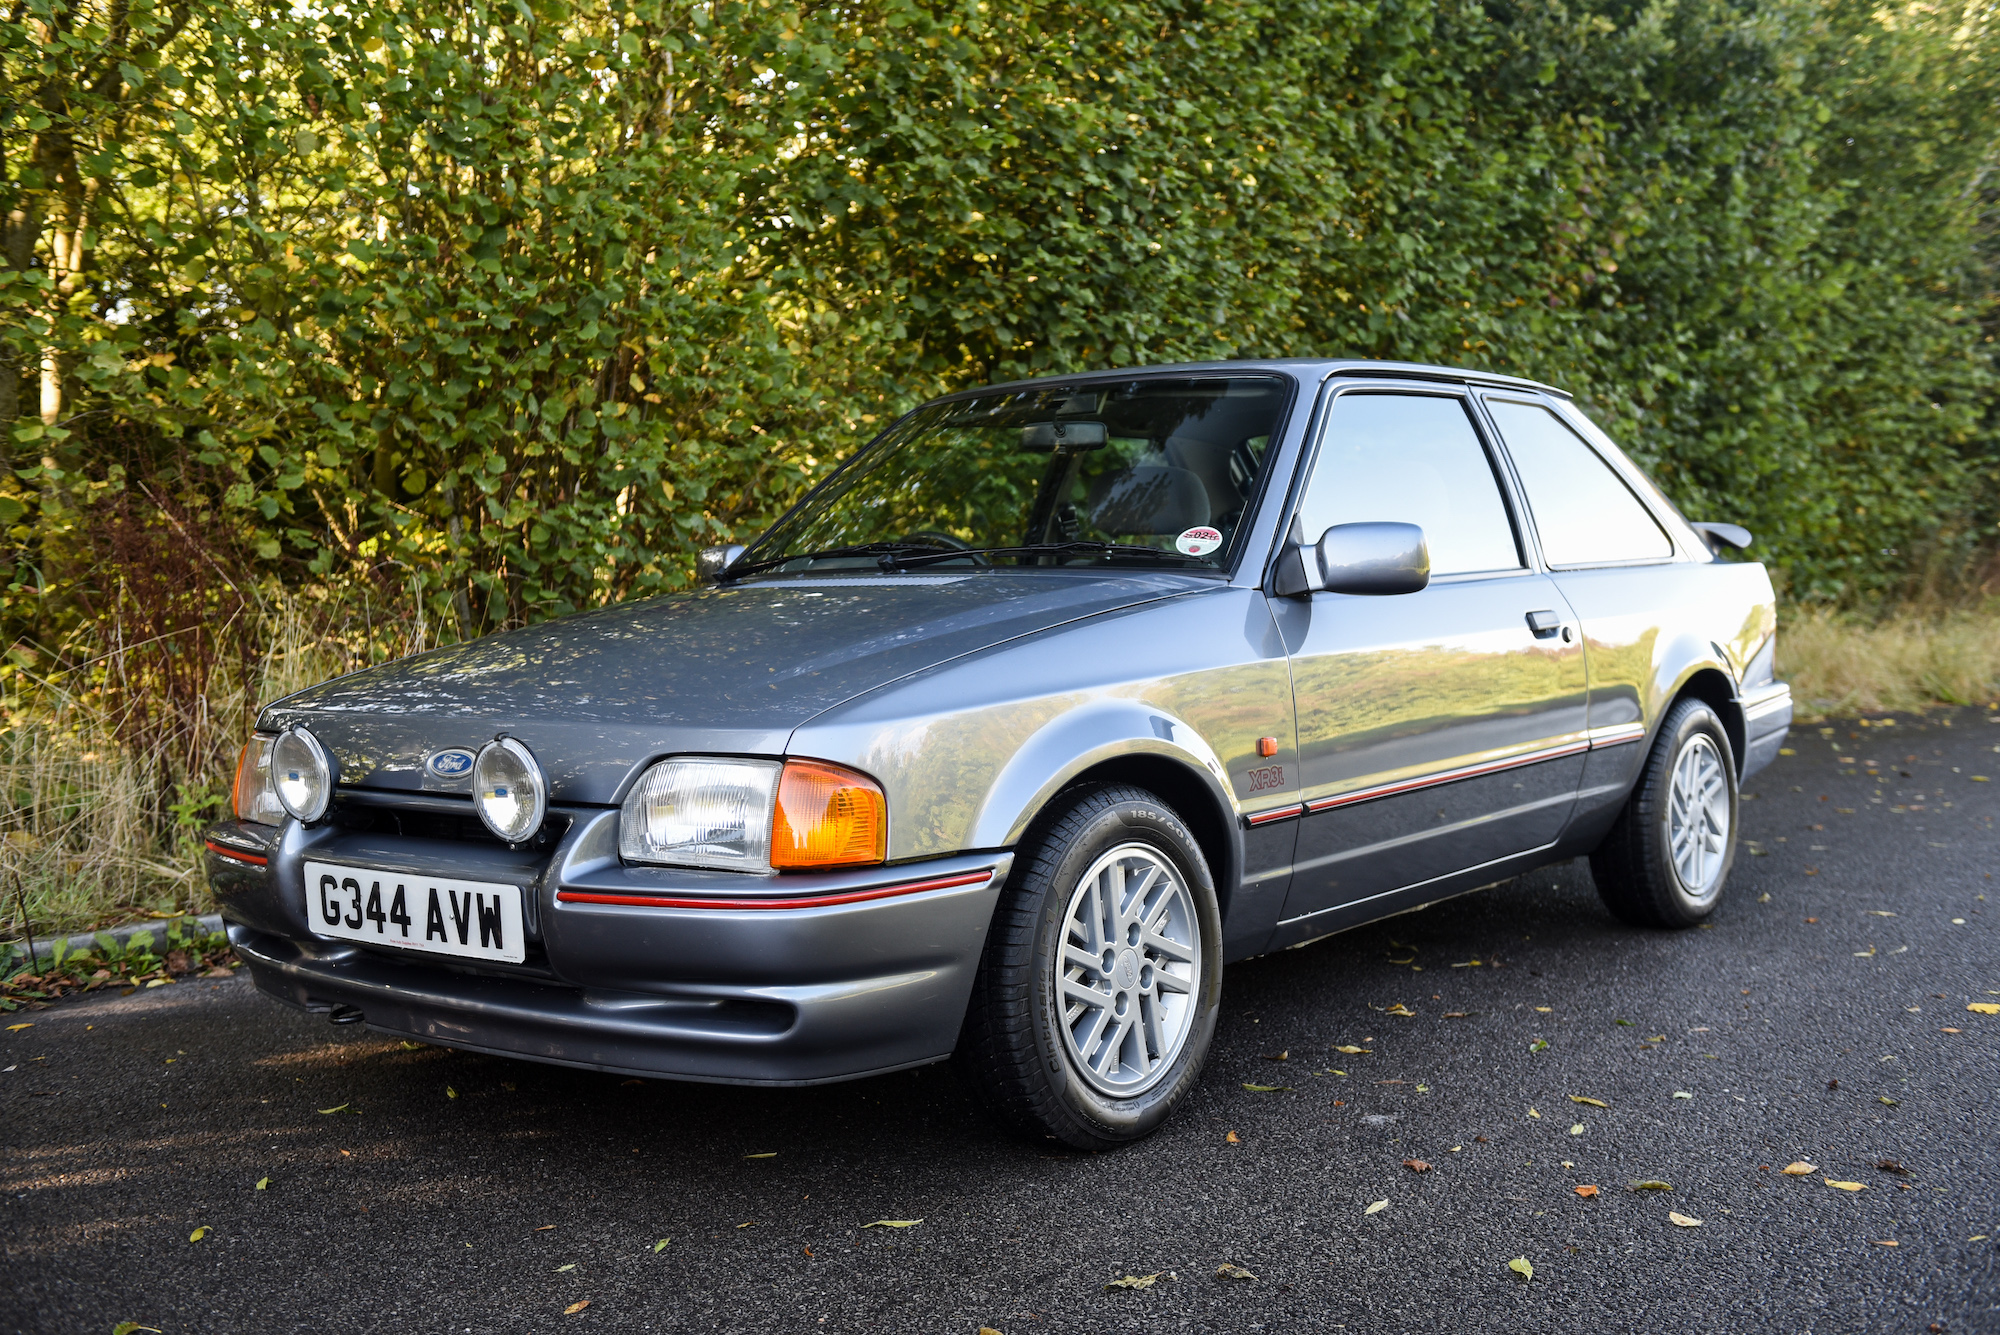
left=1526, top=609, right=1561, bottom=638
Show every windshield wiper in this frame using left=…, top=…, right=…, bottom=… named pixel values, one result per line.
left=881, top=541, right=1206, bottom=570
left=724, top=542, right=952, bottom=580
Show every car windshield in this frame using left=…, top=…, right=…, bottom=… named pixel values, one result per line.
left=742, top=375, right=1292, bottom=573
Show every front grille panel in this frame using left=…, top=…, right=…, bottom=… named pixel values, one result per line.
left=328, top=794, right=570, bottom=852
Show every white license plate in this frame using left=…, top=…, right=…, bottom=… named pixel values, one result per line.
left=305, top=861, right=527, bottom=964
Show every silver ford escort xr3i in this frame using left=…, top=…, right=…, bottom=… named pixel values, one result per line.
left=207, top=360, right=1790, bottom=1149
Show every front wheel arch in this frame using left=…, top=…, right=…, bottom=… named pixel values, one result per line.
left=1045, top=756, right=1239, bottom=924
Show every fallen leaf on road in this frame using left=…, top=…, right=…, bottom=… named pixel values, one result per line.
left=189, top=1227, right=208, bottom=1242
left=1215, top=1263, right=1256, bottom=1281
left=1263, top=1051, right=1289, bottom=1061
left=1385, top=1003, right=1417, bottom=1016
left=1574, top=1185, right=1599, bottom=1198
left=111, top=1325, right=161, bottom=1335
left=1867, top=910, right=1897, bottom=917
left=1333, top=1045, right=1370, bottom=1054
left=1528, top=1107, right=1541, bottom=1118
left=255, top=1177, right=269, bottom=1191
left=1967, top=1003, right=2000, bottom=1015
left=398, top=1040, right=423, bottom=1050
left=316, top=1104, right=350, bottom=1115
left=863, top=1219, right=922, bottom=1229
left=1877, top=1159, right=1909, bottom=1174
left=1450, top=961, right=1481, bottom=969
left=1673, top=1092, right=1694, bottom=1100
left=1824, top=1179, right=1867, bottom=1191
left=1874, top=1239, right=1899, bottom=1247
left=1570, top=1124, right=1586, bottom=1136
left=1226, top=1130, right=1241, bottom=1143
left=1668, top=1212, right=1702, bottom=1228
left=1631, top=1181, right=1673, bottom=1192
left=1942, top=1027, right=1962, bottom=1033
left=1241, top=1083, right=1291, bottom=1092
left=1879, top=1096, right=1900, bottom=1106
left=1364, top=1199, right=1389, bottom=1215
left=653, top=1238, right=670, bottom=1252
left=1105, top=1273, right=1163, bottom=1290
left=447, top=1086, right=458, bottom=1099
left=1403, top=1159, right=1431, bottom=1173
left=737, top=1222, right=756, bottom=1229
left=535, top=1225, right=557, bottom=1232
left=744, top=1152, right=777, bottom=1159
left=556, top=1263, right=576, bottom=1272
left=1568, top=1095, right=1610, bottom=1108
left=1442, top=1011, right=1468, bottom=1019
left=1854, top=947, right=1877, bottom=958
left=1508, top=1257, right=1534, bottom=1281
left=563, top=1301, right=589, bottom=1315
left=1782, top=1162, right=1817, bottom=1175
left=5, top=1023, right=31, bottom=1032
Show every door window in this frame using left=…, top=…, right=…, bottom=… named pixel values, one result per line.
left=1486, top=400, right=1673, bottom=566
left=1295, top=392, right=1522, bottom=576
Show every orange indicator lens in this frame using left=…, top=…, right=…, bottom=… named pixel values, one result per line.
left=772, top=760, right=886, bottom=869
left=1257, top=736, right=1279, bottom=758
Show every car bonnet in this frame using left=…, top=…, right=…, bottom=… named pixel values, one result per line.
left=258, top=571, right=1196, bottom=805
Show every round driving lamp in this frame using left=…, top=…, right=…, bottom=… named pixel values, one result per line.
left=270, top=726, right=336, bottom=823
left=473, top=736, right=547, bottom=843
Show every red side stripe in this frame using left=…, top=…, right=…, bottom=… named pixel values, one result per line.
left=206, top=839, right=269, bottom=867
left=1305, top=739, right=1593, bottom=814
left=555, top=868, right=994, bottom=912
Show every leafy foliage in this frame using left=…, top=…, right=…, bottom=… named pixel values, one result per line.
left=1, top=0, right=1995, bottom=659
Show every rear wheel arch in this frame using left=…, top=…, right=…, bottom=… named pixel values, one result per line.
left=1668, top=666, right=1745, bottom=774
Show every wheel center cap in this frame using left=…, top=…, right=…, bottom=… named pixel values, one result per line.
left=1114, top=949, right=1140, bottom=990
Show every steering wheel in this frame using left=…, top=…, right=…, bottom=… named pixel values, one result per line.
left=900, top=530, right=991, bottom=565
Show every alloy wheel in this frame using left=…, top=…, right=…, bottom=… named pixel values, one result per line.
left=1667, top=732, right=1730, bottom=899
left=1054, top=842, right=1201, bottom=1098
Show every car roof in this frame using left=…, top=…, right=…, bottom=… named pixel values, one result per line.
left=938, top=358, right=1571, bottom=402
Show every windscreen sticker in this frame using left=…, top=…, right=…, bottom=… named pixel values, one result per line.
left=1176, top=526, right=1223, bottom=556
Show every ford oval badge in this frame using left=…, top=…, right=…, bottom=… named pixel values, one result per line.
left=426, top=748, right=476, bottom=779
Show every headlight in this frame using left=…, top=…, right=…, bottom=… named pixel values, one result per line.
left=270, top=727, right=335, bottom=822
left=473, top=736, right=548, bottom=843
left=619, top=757, right=782, bottom=870
left=618, top=757, right=886, bottom=871
left=231, top=733, right=286, bottom=825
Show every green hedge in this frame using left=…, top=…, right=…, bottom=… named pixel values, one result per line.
left=4, top=0, right=1995, bottom=640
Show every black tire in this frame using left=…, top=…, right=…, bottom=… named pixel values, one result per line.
left=955, top=783, right=1223, bottom=1150
left=1590, top=698, right=1739, bottom=928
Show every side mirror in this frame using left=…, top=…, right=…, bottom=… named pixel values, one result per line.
left=1275, top=522, right=1430, bottom=597
left=697, top=543, right=748, bottom=583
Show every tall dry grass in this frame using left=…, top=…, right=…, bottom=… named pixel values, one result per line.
left=1, top=586, right=434, bottom=936
left=1779, top=603, right=2000, bottom=719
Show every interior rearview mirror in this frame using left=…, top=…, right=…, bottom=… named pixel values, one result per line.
left=1018, top=421, right=1108, bottom=451
left=1275, top=521, right=1430, bottom=597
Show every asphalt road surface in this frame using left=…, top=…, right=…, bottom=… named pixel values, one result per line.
left=6, top=710, right=1998, bottom=1335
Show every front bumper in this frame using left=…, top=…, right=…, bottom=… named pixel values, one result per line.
left=208, top=794, right=1009, bottom=1085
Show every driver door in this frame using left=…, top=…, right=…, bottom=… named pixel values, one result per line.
left=1273, top=386, right=1590, bottom=929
